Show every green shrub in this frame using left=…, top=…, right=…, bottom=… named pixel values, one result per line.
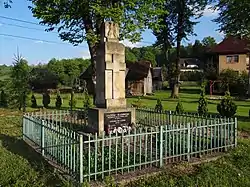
left=162, top=81, right=169, bottom=90
left=83, top=92, right=91, bottom=110
left=42, top=92, right=50, bottom=108
left=0, top=90, right=8, bottom=108
left=31, top=94, right=37, bottom=108
left=55, top=94, right=62, bottom=109
left=197, top=82, right=208, bottom=116
left=131, top=97, right=145, bottom=108
left=104, top=176, right=116, bottom=187
left=175, top=100, right=184, bottom=114
left=155, top=99, right=163, bottom=112
left=217, top=91, right=237, bottom=117
left=180, top=71, right=202, bottom=81
left=219, top=69, right=248, bottom=97
left=69, top=92, right=77, bottom=108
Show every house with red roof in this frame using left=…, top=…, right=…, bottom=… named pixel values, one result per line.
left=207, top=36, right=250, bottom=73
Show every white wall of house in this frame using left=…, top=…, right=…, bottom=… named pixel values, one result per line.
left=144, top=69, right=152, bottom=95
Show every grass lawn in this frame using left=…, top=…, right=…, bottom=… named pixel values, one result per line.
left=32, top=86, right=250, bottom=131
left=124, top=138, right=250, bottom=187
left=0, top=109, right=70, bottom=187
left=1, top=108, right=250, bottom=186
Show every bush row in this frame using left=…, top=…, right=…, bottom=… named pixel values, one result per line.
left=151, top=87, right=237, bottom=118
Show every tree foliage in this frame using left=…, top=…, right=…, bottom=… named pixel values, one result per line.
left=42, top=92, right=50, bottom=108
left=47, top=58, right=90, bottom=86
left=3, top=0, right=12, bottom=8
left=197, top=82, right=208, bottom=116
left=29, top=67, right=59, bottom=90
left=29, top=0, right=166, bottom=87
left=153, top=0, right=212, bottom=97
left=0, top=90, right=8, bottom=108
left=175, top=100, right=184, bottom=114
left=214, top=0, right=250, bottom=37
left=31, top=94, right=37, bottom=108
left=217, top=91, right=237, bottom=117
left=155, top=99, right=163, bottom=112
left=69, top=91, right=77, bottom=109
left=202, top=36, right=216, bottom=47
left=219, top=69, right=248, bottom=97
left=9, top=54, right=30, bottom=110
left=55, top=93, right=62, bottom=109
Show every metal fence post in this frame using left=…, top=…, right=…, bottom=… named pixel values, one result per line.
left=187, top=123, right=191, bottom=162
left=234, top=117, right=237, bottom=147
left=22, top=116, right=25, bottom=140
left=79, top=134, right=83, bottom=183
left=159, top=125, right=163, bottom=167
left=41, top=120, right=45, bottom=156
left=169, top=111, right=172, bottom=125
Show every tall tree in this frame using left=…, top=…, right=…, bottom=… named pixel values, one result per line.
left=202, top=36, right=216, bottom=47
left=214, top=0, right=250, bottom=97
left=9, top=53, right=30, bottom=111
left=214, top=0, right=250, bottom=38
left=125, top=48, right=138, bottom=63
left=154, top=0, right=210, bottom=98
left=29, top=0, right=166, bottom=103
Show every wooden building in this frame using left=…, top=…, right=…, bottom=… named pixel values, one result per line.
left=152, top=67, right=163, bottom=91
left=79, top=66, right=95, bottom=94
left=80, top=61, right=153, bottom=96
left=126, top=61, right=153, bottom=96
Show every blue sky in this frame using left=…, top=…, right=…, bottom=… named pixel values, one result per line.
left=0, top=1, right=224, bottom=65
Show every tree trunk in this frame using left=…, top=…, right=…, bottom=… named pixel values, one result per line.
left=87, top=42, right=97, bottom=105
left=84, top=18, right=98, bottom=106
left=171, top=0, right=184, bottom=98
left=248, top=67, right=250, bottom=98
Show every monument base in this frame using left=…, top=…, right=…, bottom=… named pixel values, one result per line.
left=87, top=107, right=135, bottom=135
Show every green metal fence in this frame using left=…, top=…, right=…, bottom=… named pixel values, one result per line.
left=136, top=108, right=222, bottom=127
left=23, top=112, right=83, bottom=181
left=22, top=110, right=237, bottom=184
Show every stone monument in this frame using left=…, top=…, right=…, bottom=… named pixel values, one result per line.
left=87, top=22, right=135, bottom=135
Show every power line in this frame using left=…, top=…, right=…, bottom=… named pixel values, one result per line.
left=0, top=15, right=56, bottom=28
left=0, top=15, right=155, bottom=45
left=0, top=21, right=58, bottom=33
left=0, top=33, right=88, bottom=48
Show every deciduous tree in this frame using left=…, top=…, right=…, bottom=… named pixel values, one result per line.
left=29, top=0, right=166, bottom=103
left=153, top=0, right=211, bottom=98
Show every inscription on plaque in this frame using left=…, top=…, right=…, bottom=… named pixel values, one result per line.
left=104, top=112, right=131, bottom=134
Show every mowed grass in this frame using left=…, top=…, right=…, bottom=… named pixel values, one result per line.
left=1, top=108, right=250, bottom=186
left=125, top=139, right=250, bottom=187
left=32, top=86, right=250, bottom=131
left=0, top=109, right=70, bottom=187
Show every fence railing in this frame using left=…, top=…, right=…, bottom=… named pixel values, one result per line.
left=136, top=108, right=223, bottom=127
left=81, top=117, right=237, bottom=181
left=22, top=110, right=237, bottom=184
left=23, top=113, right=83, bottom=181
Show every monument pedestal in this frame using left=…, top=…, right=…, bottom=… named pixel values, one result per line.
left=87, top=22, right=136, bottom=136
left=88, top=108, right=135, bottom=135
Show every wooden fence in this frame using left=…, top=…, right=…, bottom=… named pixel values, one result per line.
left=22, top=110, right=237, bottom=184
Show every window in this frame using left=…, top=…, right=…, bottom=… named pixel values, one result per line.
left=226, top=55, right=239, bottom=63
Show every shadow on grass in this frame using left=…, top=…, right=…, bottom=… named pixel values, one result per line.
left=179, top=88, right=200, bottom=95
left=0, top=134, right=65, bottom=186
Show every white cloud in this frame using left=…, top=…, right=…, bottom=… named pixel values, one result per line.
left=216, top=30, right=225, bottom=38
left=82, top=50, right=90, bottom=59
left=34, top=40, right=44, bottom=44
left=120, top=39, right=143, bottom=48
left=202, top=5, right=219, bottom=17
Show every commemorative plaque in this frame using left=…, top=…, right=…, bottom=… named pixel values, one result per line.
left=104, top=112, right=131, bottom=134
